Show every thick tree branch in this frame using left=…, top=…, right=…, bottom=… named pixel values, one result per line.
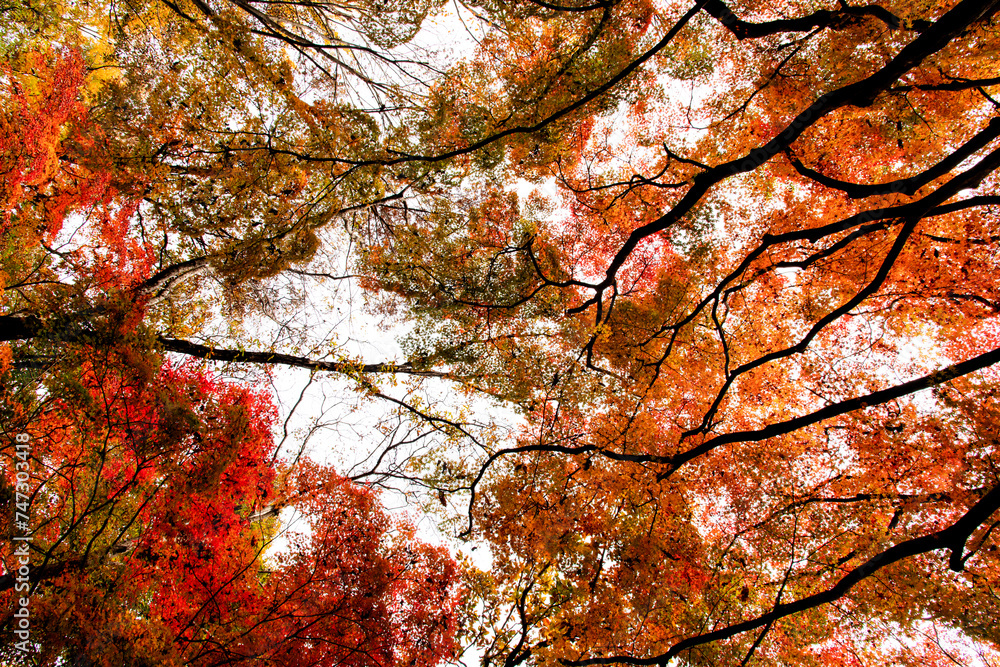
left=136, top=257, right=212, bottom=305
left=0, top=315, right=453, bottom=379
left=0, top=558, right=84, bottom=593
left=703, top=0, right=932, bottom=38
left=157, top=336, right=451, bottom=378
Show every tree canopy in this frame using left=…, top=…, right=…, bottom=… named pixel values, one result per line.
left=3, top=0, right=1000, bottom=665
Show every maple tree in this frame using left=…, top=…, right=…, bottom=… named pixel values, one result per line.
left=352, top=0, right=1000, bottom=664
left=3, top=0, right=1000, bottom=665
left=0, top=347, right=459, bottom=665
left=0, top=21, right=462, bottom=665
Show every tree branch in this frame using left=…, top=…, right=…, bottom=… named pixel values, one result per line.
left=660, top=343, right=1000, bottom=475
left=136, top=257, right=213, bottom=306
left=703, top=0, right=931, bottom=39
left=157, top=336, right=451, bottom=378
left=564, top=483, right=1000, bottom=666
left=786, top=116, right=1000, bottom=199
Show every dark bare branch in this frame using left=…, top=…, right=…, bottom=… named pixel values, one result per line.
left=703, top=0, right=932, bottom=39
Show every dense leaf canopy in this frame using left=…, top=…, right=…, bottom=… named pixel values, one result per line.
left=3, top=0, right=1000, bottom=665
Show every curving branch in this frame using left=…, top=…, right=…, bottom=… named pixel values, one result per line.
left=564, top=482, right=1000, bottom=666
left=523, top=0, right=619, bottom=12
left=659, top=343, right=1000, bottom=475
left=786, top=116, right=1000, bottom=199
left=472, top=341, right=1000, bottom=482
left=703, top=0, right=932, bottom=39
left=136, top=256, right=213, bottom=306
left=637, top=193, right=1000, bottom=363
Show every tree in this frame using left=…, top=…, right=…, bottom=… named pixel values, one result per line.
left=0, top=33, right=461, bottom=667
left=353, top=0, right=1000, bottom=664
left=3, top=0, right=1000, bottom=666
left=0, top=349, right=459, bottom=666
